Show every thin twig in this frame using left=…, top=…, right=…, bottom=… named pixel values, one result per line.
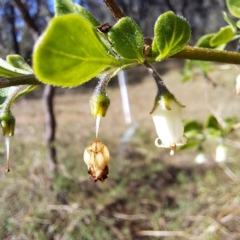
left=0, top=75, right=42, bottom=88
left=102, top=0, right=125, bottom=20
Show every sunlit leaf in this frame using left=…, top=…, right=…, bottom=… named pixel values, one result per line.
left=153, top=11, right=191, bottom=60
left=55, top=0, right=99, bottom=26
left=226, top=0, right=240, bottom=18
left=7, top=55, right=33, bottom=72
left=33, top=14, right=121, bottom=87
left=210, top=26, right=234, bottom=47
left=108, top=17, right=144, bottom=62
left=0, top=58, right=31, bottom=77
left=196, top=33, right=215, bottom=48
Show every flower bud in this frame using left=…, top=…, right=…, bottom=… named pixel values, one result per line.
left=90, top=91, right=110, bottom=118
left=0, top=110, right=15, bottom=137
left=83, top=140, right=110, bottom=182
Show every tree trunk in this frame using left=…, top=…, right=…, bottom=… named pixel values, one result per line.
left=43, top=85, right=58, bottom=173
left=12, top=0, right=58, bottom=175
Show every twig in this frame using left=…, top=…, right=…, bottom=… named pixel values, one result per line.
left=0, top=75, right=42, bottom=88
left=171, top=46, right=240, bottom=65
left=102, top=0, right=125, bottom=20
left=137, top=230, right=193, bottom=238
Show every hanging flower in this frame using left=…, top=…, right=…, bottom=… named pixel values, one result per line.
left=236, top=74, right=240, bottom=95
left=83, top=139, right=110, bottom=182
left=151, top=96, right=187, bottom=156
left=215, top=144, right=227, bottom=162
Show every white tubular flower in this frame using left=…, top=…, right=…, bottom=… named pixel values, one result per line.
left=215, top=144, right=227, bottom=162
left=152, top=98, right=187, bottom=156
left=236, top=74, right=240, bottom=95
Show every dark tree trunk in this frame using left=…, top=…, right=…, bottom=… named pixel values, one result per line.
left=43, top=85, right=58, bottom=173
left=8, top=3, right=20, bottom=54
left=11, top=0, right=58, bottom=175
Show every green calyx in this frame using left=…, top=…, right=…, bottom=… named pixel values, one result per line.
left=150, top=93, right=184, bottom=114
left=0, top=109, right=15, bottom=136
left=90, top=91, right=110, bottom=117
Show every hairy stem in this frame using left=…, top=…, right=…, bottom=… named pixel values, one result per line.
left=0, top=75, right=42, bottom=88
left=144, top=62, right=171, bottom=95
left=170, top=46, right=240, bottom=64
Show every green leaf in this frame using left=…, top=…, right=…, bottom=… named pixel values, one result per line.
left=0, top=86, right=36, bottom=108
left=205, top=115, right=222, bottom=130
left=7, top=55, right=33, bottom=72
left=226, top=0, right=240, bottom=18
left=195, top=33, right=215, bottom=48
left=33, top=14, right=121, bottom=87
left=184, top=120, right=202, bottom=132
left=210, top=26, right=234, bottom=47
left=0, top=58, right=31, bottom=77
left=153, top=11, right=191, bottom=60
left=224, top=116, right=238, bottom=134
left=151, top=38, right=160, bottom=58
left=179, top=140, right=200, bottom=150
left=108, top=17, right=144, bottom=62
left=184, top=120, right=204, bottom=139
left=54, top=0, right=99, bottom=26
left=222, top=11, right=237, bottom=32
left=237, top=20, right=240, bottom=28
left=205, top=115, right=223, bottom=137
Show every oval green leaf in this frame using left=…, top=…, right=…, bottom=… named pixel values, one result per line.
left=108, top=17, right=144, bottom=62
left=33, top=14, right=120, bottom=87
left=7, top=55, right=33, bottom=72
left=226, top=0, right=240, bottom=18
left=195, top=33, right=215, bottom=48
left=210, top=26, right=234, bottom=47
left=55, top=0, right=100, bottom=26
left=153, top=11, right=191, bottom=61
left=0, top=58, right=31, bottom=77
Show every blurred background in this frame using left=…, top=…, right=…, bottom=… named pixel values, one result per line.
left=1, top=0, right=240, bottom=239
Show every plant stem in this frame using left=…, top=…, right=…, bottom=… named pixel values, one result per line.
left=0, top=74, right=42, bottom=88
left=3, top=85, right=28, bottom=111
left=102, top=0, right=125, bottom=20
left=170, top=46, right=240, bottom=64
left=144, top=62, right=171, bottom=95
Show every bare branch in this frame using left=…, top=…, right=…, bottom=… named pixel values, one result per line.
left=102, top=0, right=125, bottom=20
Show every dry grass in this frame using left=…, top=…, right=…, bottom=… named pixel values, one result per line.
left=0, top=61, right=240, bottom=239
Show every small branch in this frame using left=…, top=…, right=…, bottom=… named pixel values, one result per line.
left=0, top=75, right=42, bottom=88
left=102, top=0, right=125, bottom=20
left=171, top=46, right=240, bottom=64
left=12, top=0, right=40, bottom=35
